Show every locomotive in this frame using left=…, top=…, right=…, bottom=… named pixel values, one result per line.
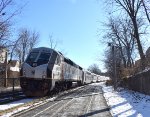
left=20, top=47, right=99, bottom=96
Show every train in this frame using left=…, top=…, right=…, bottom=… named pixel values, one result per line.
left=20, top=47, right=101, bottom=97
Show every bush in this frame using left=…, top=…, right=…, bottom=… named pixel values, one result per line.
left=105, top=80, right=113, bottom=86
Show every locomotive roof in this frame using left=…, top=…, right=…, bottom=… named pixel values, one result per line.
left=31, top=47, right=53, bottom=52
left=30, top=47, right=83, bottom=69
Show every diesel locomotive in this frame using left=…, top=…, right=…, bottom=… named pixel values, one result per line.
left=20, top=47, right=99, bottom=96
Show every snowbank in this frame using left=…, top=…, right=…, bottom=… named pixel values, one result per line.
left=9, top=67, right=19, bottom=72
left=101, top=83, right=150, bottom=117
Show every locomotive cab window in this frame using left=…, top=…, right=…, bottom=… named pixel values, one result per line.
left=26, top=52, right=39, bottom=63
left=37, top=52, right=51, bottom=65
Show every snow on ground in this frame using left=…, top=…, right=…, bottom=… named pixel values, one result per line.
left=0, top=99, right=33, bottom=111
left=1, top=80, right=150, bottom=117
left=100, top=82, right=150, bottom=117
left=0, top=99, right=33, bottom=117
left=0, top=87, right=21, bottom=93
left=1, top=105, right=30, bottom=117
left=9, top=67, right=19, bottom=72
left=0, top=97, right=56, bottom=117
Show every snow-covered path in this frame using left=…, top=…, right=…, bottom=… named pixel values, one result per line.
left=101, top=82, right=150, bottom=117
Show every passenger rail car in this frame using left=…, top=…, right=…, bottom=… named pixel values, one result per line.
left=20, top=47, right=85, bottom=96
left=83, top=70, right=93, bottom=84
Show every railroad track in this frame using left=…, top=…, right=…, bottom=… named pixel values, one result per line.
left=0, top=85, right=85, bottom=117
left=0, top=83, right=88, bottom=105
left=0, top=90, right=26, bottom=104
left=49, top=86, right=90, bottom=117
left=12, top=85, right=91, bottom=117
left=12, top=86, right=84, bottom=117
left=41, top=85, right=101, bottom=117
left=1, top=84, right=112, bottom=117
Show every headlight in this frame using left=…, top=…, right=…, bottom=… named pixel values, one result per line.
left=42, top=71, right=46, bottom=78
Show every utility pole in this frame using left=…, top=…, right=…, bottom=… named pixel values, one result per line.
left=4, top=51, right=7, bottom=87
left=108, top=43, right=117, bottom=90
left=112, top=45, right=117, bottom=90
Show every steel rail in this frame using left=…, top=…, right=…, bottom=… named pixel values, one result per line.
left=84, top=87, right=97, bottom=117
left=11, top=85, right=86, bottom=117
left=32, top=86, right=89, bottom=117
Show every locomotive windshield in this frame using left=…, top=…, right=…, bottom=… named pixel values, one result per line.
left=37, top=52, right=51, bottom=65
left=26, top=52, right=39, bottom=63
left=26, top=52, right=51, bottom=66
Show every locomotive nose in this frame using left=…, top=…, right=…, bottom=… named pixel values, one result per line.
left=20, top=77, right=52, bottom=97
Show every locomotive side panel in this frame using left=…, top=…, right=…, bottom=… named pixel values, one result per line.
left=63, top=58, right=82, bottom=82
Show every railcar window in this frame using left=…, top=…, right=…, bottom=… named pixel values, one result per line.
left=26, top=52, right=39, bottom=63
left=37, top=53, right=51, bottom=65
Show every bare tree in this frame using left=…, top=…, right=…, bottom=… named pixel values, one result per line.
left=0, top=0, right=25, bottom=47
left=104, top=45, right=123, bottom=89
left=49, top=34, right=58, bottom=49
left=48, top=34, right=68, bottom=55
left=104, top=0, right=146, bottom=69
left=141, top=0, right=150, bottom=24
left=29, top=30, right=39, bottom=51
left=88, top=64, right=101, bottom=75
left=0, top=0, right=13, bottom=47
left=0, top=21, right=11, bottom=46
left=11, top=28, right=39, bottom=63
left=104, top=48, right=114, bottom=79
left=103, top=17, right=138, bottom=68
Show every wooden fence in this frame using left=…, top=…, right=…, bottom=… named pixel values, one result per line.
left=121, top=69, right=150, bottom=95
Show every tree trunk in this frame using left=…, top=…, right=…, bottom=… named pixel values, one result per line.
left=132, top=18, right=146, bottom=70
left=142, top=0, right=150, bottom=24
left=126, top=45, right=132, bottom=67
left=120, top=47, right=127, bottom=68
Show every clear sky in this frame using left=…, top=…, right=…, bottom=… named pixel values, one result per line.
left=15, top=0, right=107, bottom=71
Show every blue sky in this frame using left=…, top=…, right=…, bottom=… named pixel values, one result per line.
left=16, top=0, right=107, bottom=71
